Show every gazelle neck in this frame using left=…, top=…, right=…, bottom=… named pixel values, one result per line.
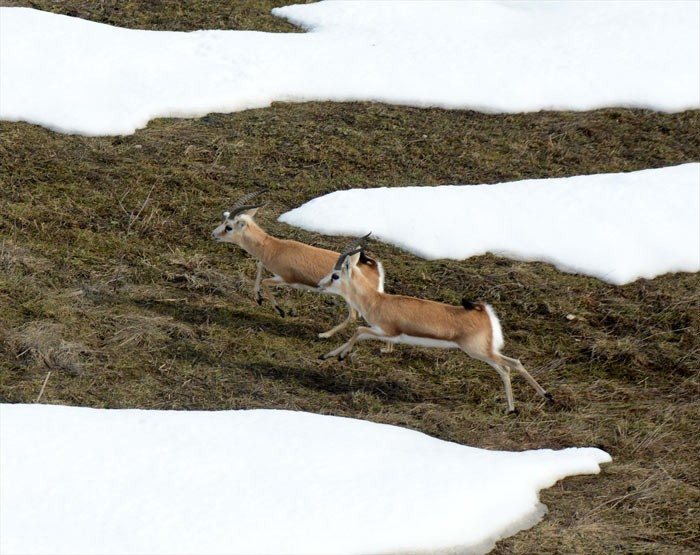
left=346, top=268, right=383, bottom=316
left=238, top=219, right=274, bottom=261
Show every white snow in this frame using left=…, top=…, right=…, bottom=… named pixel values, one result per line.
left=1, top=1, right=698, bottom=136
left=280, top=163, right=700, bottom=285
left=0, top=3, right=690, bottom=552
left=0, top=403, right=611, bottom=555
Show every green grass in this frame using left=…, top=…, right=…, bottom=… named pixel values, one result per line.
left=1, top=2, right=699, bottom=553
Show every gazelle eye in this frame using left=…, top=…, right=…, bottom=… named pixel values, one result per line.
left=225, top=225, right=233, bottom=232
left=331, top=273, right=339, bottom=281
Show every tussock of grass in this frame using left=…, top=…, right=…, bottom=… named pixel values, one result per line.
left=165, top=250, right=249, bottom=295
left=8, top=321, right=88, bottom=375
left=107, top=313, right=195, bottom=349
left=1, top=1, right=699, bottom=553
left=0, top=239, right=53, bottom=273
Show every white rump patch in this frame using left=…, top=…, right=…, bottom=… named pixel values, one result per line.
left=375, top=259, right=386, bottom=292
left=484, top=304, right=504, bottom=353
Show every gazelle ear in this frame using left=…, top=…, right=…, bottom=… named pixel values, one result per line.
left=348, top=251, right=362, bottom=267
left=243, top=206, right=261, bottom=218
left=343, top=251, right=361, bottom=275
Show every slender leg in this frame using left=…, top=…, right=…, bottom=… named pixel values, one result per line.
left=260, top=276, right=287, bottom=317
left=321, top=327, right=393, bottom=360
left=462, top=347, right=517, bottom=413
left=253, top=260, right=265, bottom=305
left=485, top=361, right=516, bottom=414
left=496, top=354, right=551, bottom=400
left=318, top=305, right=357, bottom=339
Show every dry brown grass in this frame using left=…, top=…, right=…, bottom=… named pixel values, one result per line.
left=0, top=1, right=699, bottom=553
left=7, top=321, right=88, bottom=375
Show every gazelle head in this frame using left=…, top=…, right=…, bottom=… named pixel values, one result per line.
left=318, top=233, right=372, bottom=294
left=211, top=189, right=267, bottom=244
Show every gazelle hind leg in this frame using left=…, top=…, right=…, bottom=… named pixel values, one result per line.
left=321, top=326, right=391, bottom=360
left=496, top=354, right=551, bottom=401
left=318, top=305, right=356, bottom=339
left=486, top=361, right=516, bottom=414
left=460, top=347, right=516, bottom=413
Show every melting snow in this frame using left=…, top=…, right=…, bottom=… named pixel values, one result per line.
left=1, top=1, right=697, bottom=135
left=1, top=404, right=611, bottom=555
left=280, top=164, right=700, bottom=285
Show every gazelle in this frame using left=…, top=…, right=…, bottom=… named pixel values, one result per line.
left=211, top=191, right=386, bottom=340
left=317, top=236, right=552, bottom=413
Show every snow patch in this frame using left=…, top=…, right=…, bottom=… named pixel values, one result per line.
left=1, top=1, right=698, bottom=136
left=1, top=403, right=611, bottom=555
left=280, top=164, right=700, bottom=285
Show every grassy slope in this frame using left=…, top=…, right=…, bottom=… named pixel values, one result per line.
left=1, top=2, right=699, bottom=553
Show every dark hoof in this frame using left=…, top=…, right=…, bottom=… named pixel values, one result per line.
left=544, top=392, right=554, bottom=403
left=319, top=354, right=328, bottom=361
left=256, top=297, right=263, bottom=306
left=276, top=307, right=285, bottom=317
left=507, top=408, right=520, bottom=416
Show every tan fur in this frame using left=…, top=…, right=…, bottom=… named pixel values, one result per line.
left=217, top=216, right=382, bottom=290
left=212, top=213, right=383, bottom=338
left=333, top=267, right=490, bottom=350
left=319, top=253, right=550, bottom=413
left=228, top=222, right=319, bottom=281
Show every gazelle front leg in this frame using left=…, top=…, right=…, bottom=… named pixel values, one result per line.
left=320, top=326, right=393, bottom=360
left=253, top=260, right=265, bottom=305
left=318, top=305, right=357, bottom=339
left=260, top=276, right=287, bottom=317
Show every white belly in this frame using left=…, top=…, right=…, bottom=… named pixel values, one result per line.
left=389, top=334, right=459, bottom=350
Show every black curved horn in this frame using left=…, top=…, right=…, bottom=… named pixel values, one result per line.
left=227, top=202, right=265, bottom=220
left=227, top=188, right=268, bottom=219
left=333, top=233, right=372, bottom=270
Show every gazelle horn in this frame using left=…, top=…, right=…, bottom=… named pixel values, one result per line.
left=226, top=188, right=268, bottom=219
left=333, top=233, right=372, bottom=270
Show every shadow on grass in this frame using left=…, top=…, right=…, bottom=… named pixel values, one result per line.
left=239, top=358, right=421, bottom=403
left=135, top=298, right=315, bottom=339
